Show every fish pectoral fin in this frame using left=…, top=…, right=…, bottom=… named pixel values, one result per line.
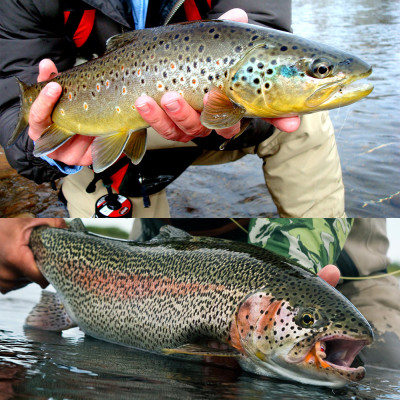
left=123, top=129, right=147, bottom=165
left=91, top=130, right=130, bottom=173
left=33, top=123, right=74, bottom=157
left=200, top=85, right=246, bottom=129
left=162, top=344, right=239, bottom=358
left=24, top=290, right=77, bottom=332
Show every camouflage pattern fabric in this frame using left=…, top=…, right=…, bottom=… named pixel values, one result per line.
left=248, top=219, right=354, bottom=273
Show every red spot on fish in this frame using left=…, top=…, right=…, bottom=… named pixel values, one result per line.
left=192, top=79, right=196, bottom=84
left=121, top=65, right=124, bottom=71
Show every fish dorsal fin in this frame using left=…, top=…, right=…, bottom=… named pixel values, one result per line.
left=105, top=31, right=143, bottom=53
left=200, top=85, right=246, bottom=129
left=151, top=225, right=193, bottom=242
left=162, top=344, right=239, bottom=358
left=68, top=219, right=87, bottom=233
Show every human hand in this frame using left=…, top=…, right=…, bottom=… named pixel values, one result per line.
left=317, top=264, right=340, bottom=287
left=0, top=218, right=67, bottom=294
left=28, top=59, right=94, bottom=166
left=135, top=8, right=300, bottom=143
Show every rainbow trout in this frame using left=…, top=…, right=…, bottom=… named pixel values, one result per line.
left=9, top=20, right=373, bottom=173
left=26, top=220, right=373, bottom=388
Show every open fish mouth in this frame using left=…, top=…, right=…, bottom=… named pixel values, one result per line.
left=303, top=335, right=372, bottom=381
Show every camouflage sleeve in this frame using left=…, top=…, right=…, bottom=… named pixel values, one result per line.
left=248, top=218, right=354, bottom=273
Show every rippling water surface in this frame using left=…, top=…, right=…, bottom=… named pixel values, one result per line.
left=1, top=286, right=399, bottom=399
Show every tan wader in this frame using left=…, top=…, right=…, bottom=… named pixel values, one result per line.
left=337, top=219, right=400, bottom=369
left=62, top=111, right=345, bottom=218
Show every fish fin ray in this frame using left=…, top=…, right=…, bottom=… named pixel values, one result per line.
left=162, top=344, right=238, bottom=358
left=200, top=85, right=246, bottom=129
left=123, top=129, right=147, bottom=165
left=91, top=130, right=129, bottom=173
left=24, top=291, right=77, bottom=332
left=33, top=124, right=74, bottom=157
left=68, top=219, right=87, bottom=233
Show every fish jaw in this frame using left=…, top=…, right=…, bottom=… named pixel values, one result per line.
left=284, top=334, right=372, bottom=387
left=305, top=67, right=373, bottom=111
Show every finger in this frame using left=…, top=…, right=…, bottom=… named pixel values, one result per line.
left=218, top=8, right=248, bottom=23
left=28, top=82, right=62, bottom=141
left=0, top=279, right=32, bottom=295
left=135, top=96, right=193, bottom=142
left=37, top=59, right=59, bottom=83
left=161, top=92, right=210, bottom=138
left=264, top=116, right=301, bottom=133
left=317, top=265, right=341, bottom=287
left=215, top=122, right=241, bottom=139
left=46, top=135, right=94, bottom=166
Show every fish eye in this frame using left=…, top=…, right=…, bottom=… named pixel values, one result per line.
left=309, top=58, right=334, bottom=79
left=301, top=312, right=315, bottom=327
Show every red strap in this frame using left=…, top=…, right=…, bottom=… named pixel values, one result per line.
left=64, top=9, right=96, bottom=48
left=184, top=0, right=212, bottom=21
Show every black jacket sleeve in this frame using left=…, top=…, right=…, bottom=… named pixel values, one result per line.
left=208, top=0, right=292, bottom=32
left=0, top=0, right=77, bottom=183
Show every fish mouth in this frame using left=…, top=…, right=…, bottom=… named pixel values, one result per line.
left=305, top=67, right=373, bottom=110
left=302, top=335, right=372, bottom=381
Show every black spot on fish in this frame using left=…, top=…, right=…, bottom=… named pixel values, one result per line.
left=267, top=69, right=273, bottom=75
left=163, top=72, right=168, bottom=78
left=271, top=60, right=277, bottom=65
left=253, top=78, right=260, bottom=84
left=264, top=83, right=270, bottom=89
left=204, top=88, right=208, bottom=93
left=235, top=46, right=242, bottom=53
left=174, top=34, right=179, bottom=39
left=247, top=67, right=253, bottom=73
left=206, top=57, right=211, bottom=62
left=280, top=46, right=288, bottom=51
left=199, top=45, right=204, bottom=52
left=209, top=28, right=215, bottom=33
left=184, top=36, right=190, bottom=41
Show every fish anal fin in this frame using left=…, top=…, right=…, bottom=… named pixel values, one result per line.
left=24, top=290, right=76, bottom=332
left=162, top=344, right=238, bottom=358
left=200, top=85, right=246, bottom=129
left=91, top=130, right=129, bottom=173
left=33, top=123, right=74, bottom=157
left=123, top=129, right=147, bottom=165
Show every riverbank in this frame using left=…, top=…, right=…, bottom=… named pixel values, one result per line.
left=0, top=146, right=68, bottom=218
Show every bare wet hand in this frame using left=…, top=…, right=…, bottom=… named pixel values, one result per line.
left=0, top=218, right=67, bottom=294
left=28, top=59, right=94, bottom=166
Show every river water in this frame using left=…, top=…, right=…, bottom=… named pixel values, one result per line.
left=167, top=0, right=400, bottom=217
left=1, top=284, right=399, bottom=400
left=0, top=0, right=398, bottom=217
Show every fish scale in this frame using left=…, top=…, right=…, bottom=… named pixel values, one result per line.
left=26, top=221, right=373, bottom=387
left=8, top=20, right=373, bottom=173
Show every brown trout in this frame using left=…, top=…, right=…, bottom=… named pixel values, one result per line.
left=26, top=220, right=373, bottom=387
left=9, top=20, right=373, bottom=173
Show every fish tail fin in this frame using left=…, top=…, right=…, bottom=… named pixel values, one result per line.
left=24, top=290, right=77, bottom=332
left=7, top=78, right=32, bottom=147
